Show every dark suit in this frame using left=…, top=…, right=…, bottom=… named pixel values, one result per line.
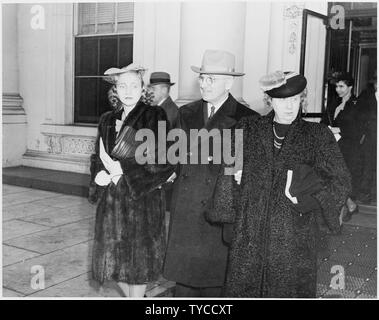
left=160, top=96, right=179, bottom=129
left=321, top=95, right=362, bottom=197
left=163, top=94, right=258, bottom=295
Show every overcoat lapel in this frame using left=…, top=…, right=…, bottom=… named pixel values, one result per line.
left=181, top=100, right=205, bottom=133
left=188, top=95, right=238, bottom=153
left=204, top=94, right=238, bottom=131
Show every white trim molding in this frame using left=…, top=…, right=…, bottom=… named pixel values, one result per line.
left=21, top=124, right=97, bottom=173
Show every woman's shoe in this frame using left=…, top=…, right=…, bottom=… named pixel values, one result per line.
left=343, top=206, right=359, bottom=222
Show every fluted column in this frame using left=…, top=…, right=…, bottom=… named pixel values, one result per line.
left=2, top=4, right=27, bottom=167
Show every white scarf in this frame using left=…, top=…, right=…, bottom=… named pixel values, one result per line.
left=334, top=93, right=351, bottom=120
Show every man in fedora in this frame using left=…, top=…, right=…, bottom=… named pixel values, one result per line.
left=148, top=71, right=179, bottom=129
left=163, top=49, right=258, bottom=297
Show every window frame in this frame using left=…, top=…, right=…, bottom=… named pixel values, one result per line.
left=72, top=3, right=134, bottom=125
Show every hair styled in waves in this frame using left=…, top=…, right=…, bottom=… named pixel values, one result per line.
left=106, top=70, right=153, bottom=111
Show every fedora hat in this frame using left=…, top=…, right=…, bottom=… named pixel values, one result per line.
left=259, top=71, right=307, bottom=98
left=103, top=63, right=147, bottom=84
left=191, top=50, right=244, bottom=77
left=148, top=72, right=175, bottom=86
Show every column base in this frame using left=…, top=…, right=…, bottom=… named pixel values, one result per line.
left=21, top=124, right=97, bottom=174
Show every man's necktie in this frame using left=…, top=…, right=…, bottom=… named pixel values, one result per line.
left=209, top=105, right=215, bottom=119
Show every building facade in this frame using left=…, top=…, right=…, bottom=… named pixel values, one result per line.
left=2, top=1, right=328, bottom=173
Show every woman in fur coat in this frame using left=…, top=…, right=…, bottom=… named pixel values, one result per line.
left=207, top=71, right=351, bottom=298
left=88, top=64, right=174, bottom=297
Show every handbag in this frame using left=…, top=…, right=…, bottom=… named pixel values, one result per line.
left=111, top=125, right=141, bottom=159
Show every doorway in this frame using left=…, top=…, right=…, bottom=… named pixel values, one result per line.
left=327, top=2, right=377, bottom=99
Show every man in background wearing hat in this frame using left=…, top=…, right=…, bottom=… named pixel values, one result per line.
left=163, top=50, right=258, bottom=297
left=148, top=71, right=179, bottom=129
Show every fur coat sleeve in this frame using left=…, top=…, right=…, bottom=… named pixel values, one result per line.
left=88, top=113, right=108, bottom=204
left=311, top=125, right=352, bottom=233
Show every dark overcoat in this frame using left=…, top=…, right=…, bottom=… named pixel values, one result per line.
left=208, top=111, right=351, bottom=297
left=89, top=101, right=174, bottom=284
left=321, top=96, right=362, bottom=196
left=160, top=96, right=179, bottom=129
left=163, top=94, right=257, bottom=287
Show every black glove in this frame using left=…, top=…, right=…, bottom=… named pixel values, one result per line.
left=287, top=164, right=323, bottom=215
left=292, top=194, right=321, bottom=215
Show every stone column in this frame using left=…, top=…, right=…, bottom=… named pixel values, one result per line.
left=2, top=4, right=27, bottom=167
left=133, top=2, right=181, bottom=100
left=242, top=2, right=272, bottom=114
left=177, top=2, right=247, bottom=105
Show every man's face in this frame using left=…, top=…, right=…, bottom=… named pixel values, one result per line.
left=116, top=72, right=142, bottom=106
left=335, top=81, right=352, bottom=98
left=149, top=84, right=169, bottom=106
left=198, top=74, right=233, bottom=104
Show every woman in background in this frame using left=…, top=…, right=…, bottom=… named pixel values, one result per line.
left=321, top=72, right=362, bottom=221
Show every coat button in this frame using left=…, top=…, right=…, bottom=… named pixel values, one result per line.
left=201, top=199, right=208, bottom=206
left=205, top=178, right=212, bottom=184
left=182, top=173, right=189, bottom=179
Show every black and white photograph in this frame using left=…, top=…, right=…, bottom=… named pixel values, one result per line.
left=1, top=0, right=377, bottom=301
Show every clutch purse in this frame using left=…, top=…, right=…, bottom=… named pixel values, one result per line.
left=285, top=164, right=323, bottom=204
left=111, top=125, right=141, bottom=159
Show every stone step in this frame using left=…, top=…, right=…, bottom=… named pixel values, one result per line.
left=2, top=165, right=173, bottom=210
left=3, top=166, right=90, bottom=198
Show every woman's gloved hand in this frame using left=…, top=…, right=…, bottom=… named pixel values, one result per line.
left=95, top=170, right=112, bottom=186
left=292, top=194, right=321, bottom=215
left=234, top=170, right=242, bottom=185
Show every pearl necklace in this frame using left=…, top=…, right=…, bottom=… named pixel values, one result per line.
left=273, top=125, right=285, bottom=140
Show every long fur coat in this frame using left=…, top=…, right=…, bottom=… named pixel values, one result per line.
left=88, top=101, right=174, bottom=284
left=207, top=111, right=351, bottom=297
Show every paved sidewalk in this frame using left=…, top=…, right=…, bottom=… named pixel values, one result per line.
left=2, top=184, right=173, bottom=297
left=2, top=184, right=377, bottom=298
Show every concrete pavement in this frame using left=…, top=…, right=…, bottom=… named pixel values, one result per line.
left=2, top=184, right=377, bottom=298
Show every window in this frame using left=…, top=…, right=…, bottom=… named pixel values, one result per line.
left=74, top=2, right=134, bottom=123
